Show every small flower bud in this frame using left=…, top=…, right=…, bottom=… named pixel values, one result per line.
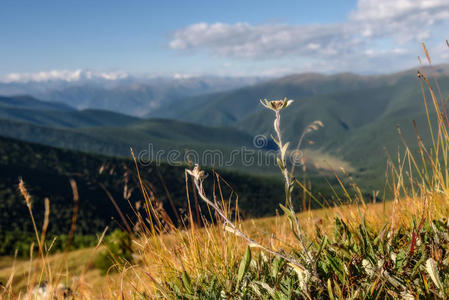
left=260, top=97, right=294, bottom=112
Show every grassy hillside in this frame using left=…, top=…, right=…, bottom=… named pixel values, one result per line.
left=0, top=200, right=393, bottom=296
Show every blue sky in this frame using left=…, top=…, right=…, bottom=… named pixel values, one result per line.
left=0, top=0, right=448, bottom=80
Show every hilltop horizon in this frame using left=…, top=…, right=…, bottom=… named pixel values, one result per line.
left=2, top=63, right=449, bottom=85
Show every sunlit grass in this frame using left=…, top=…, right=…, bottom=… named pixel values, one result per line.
left=0, top=201, right=391, bottom=295
left=4, top=195, right=448, bottom=297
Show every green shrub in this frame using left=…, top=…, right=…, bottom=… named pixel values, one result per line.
left=95, top=229, right=133, bottom=274
left=0, top=231, right=97, bottom=257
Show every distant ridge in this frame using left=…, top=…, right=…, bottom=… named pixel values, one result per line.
left=0, top=75, right=264, bottom=116
left=147, top=64, right=449, bottom=127
left=0, top=95, right=73, bottom=111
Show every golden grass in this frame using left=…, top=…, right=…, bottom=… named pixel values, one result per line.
left=0, top=247, right=123, bottom=298
left=4, top=193, right=448, bottom=298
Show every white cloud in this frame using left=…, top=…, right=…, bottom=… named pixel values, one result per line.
left=97, top=71, right=129, bottom=81
left=364, top=48, right=407, bottom=57
left=350, top=0, right=449, bottom=42
left=0, top=69, right=129, bottom=83
left=170, top=22, right=357, bottom=59
left=351, top=0, right=449, bottom=21
left=173, top=73, right=193, bottom=79
left=2, top=69, right=83, bottom=83
left=169, top=0, right=449, bottom=73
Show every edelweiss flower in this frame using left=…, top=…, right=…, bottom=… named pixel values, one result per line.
left=186, top=164, right=206, bottom=181
left=260, top=97, right=294, bottom=112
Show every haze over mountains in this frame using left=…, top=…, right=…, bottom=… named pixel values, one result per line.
left=1, top=64, right=448, bottom=188
left=0, top=72, right=263, bottom=116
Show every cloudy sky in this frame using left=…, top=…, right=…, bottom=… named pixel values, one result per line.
left=0, top=0, right=448, bottom=81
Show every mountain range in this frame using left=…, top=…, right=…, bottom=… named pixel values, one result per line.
left=0, top=73, right=263, bottom=116
left=148, top=65, right=449, bottom=187
left=1, top=65, right=448, bottom=191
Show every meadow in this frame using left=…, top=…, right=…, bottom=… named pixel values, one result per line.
left=2, top=47, right=449, bottom=299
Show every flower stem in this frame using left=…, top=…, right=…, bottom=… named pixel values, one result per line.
left=274, top=110, right=316, bottom=274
